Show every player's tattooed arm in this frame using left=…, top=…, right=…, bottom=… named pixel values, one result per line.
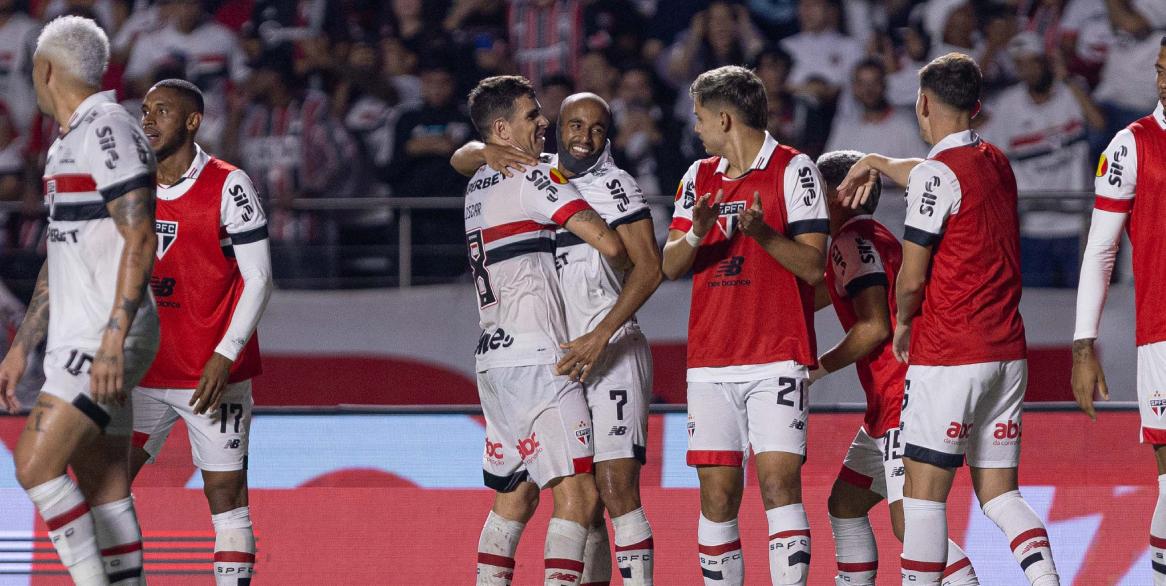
left=9, top=262, right=49, bottom=359
left=564, top=209, right=631, bottom=271
left=1071, top=337, right=1108, bottom=420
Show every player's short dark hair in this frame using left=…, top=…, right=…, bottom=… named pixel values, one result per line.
left=816, top=150, right=881, bottom=215
left=918, top=53, right=981, bottom=112
left=854, top=57, right=886, bottom=78
left=690, top=65, right=768, bottom=131
left=468, top=75, right=536, bottom=139
left=151, top=78, right=204, bottom=114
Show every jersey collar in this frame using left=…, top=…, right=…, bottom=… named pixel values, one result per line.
left=715, top=131, right=780, bottom=175
left=65, top=90, right=117, bottom=132
left=1155, top=101, right=1165, bottom=130
left=159, top=144, right=210, bottom=189
left=927, top=129, right=980, bottom=158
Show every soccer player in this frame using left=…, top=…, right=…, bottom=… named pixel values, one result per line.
left=811, top=150, right=978, bottom=586
left=1073, top=36, right=1166, bottom=585
left=453, top=92, right=662, bottom=585
left=130, top=79, right=271, bottom=585
left=0, top=16, right=159, bottom=586
left=463, top=76, right=630, bottom=586
left=835, top=53, right=1060, bottom=586
left=662, top=65, right=828, bottom=586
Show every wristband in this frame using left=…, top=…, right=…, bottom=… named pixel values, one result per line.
left=684, top=228, right=704, bottom=247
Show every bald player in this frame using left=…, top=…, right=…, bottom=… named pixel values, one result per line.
left=453, top=92, right=663, bottom=585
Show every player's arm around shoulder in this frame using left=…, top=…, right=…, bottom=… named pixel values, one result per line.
left=450, top=140, right=539, bottom=178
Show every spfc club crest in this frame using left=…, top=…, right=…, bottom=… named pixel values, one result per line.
left=575, top=421, right=591, bottom=446
left=155, top=220, right=178, bottom=259
left=716, top=201, right=745, bottom=238
left=1151, top=392, right=1166, bottom=418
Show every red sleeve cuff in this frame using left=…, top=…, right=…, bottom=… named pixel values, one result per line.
left=1094, top=195, right=1134, bottom=213
left=551, top=199, right=593, bottom=226
left=669, top=217, right=693, bottom=233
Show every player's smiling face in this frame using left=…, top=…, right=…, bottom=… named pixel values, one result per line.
left=560, top=99, right=608, bottom=161
left=141, top=87, right=195, bottom=160
left=504, top=95, right=549, bottom=156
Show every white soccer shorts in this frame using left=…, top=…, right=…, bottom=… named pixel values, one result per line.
left=686, top=364, right=810, bottom=467
left=901, top=360, right=1026, bottom=469
left=585, top=331, right=652, bottom=464
left=479, top=364, right=594, bottom=490
left=132, top=380, right=254, bottom=472
left=838, top=426, right=905, bottom=503
left=42, top=339, right=158, bottom=436
left=1137, top=341, right=1166, bottom=444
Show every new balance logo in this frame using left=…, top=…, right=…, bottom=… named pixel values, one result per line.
left=714, top=256, right=744, bottom=277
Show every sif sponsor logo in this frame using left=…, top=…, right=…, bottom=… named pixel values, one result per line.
left=918, top=176, right=941, bottom=217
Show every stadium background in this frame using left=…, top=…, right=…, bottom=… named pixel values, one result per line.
left=0, top=0, right=1162, bottom=583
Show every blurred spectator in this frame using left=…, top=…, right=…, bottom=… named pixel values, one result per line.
left=610, top=64, right=684, bottom=199
left=662, top=1, right=765, bottom=91
left=387, top=62, right=472, bottom=280
left=753, top=44, right=831, bottom=158
left=826, top=59, right=927, bottom=158
left=978, top=3, right=1021, bottom=94
left=124, top=0, right=250, bottom=153
left=42, top=0, right=122, bottom=32
left=780, top=0, right=863, bottom=100
left=747, top=0, right=799, bottom=40
left=1090, top=0, right=1166, bottom=153
left=381, top=36, right=423, bottom=108
left=509, top=0, right=585, bottom=91
left=979, top=32, right=1104, bottom=288
left=879, top=22, right=932, bottom=107
left=111, top=0, right=165, bottom=68
left=577, top=50, right=618, bottom=102
left=922, top=0, right=979, bottom=57
left=583, top=0, right=650, bottom=64
left=0, top=0, right=38, bottom=135
left=442, top=0, right=507, bottom=39
left=539, top=73, right=574, bottom=154
left=0, top=101, right=20, bottom=201
left=1059, top=0, right=1107, bottom=84
left=383, top=0, right=454, bottom=55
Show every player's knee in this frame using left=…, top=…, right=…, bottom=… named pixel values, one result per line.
left=202, top=472, right=247, bottom=513
left=14, top=458, right=48, bottom=491
left=826, top=487, right=857, bottom=518
left=758, top=471, right=801, bottom=509
left=595, top=471, right=640, bottom=517
left=699, top=483, right=742, bottom=522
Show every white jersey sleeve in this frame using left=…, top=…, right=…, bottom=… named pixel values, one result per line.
left=830, top=227, right=889, bottom=298
left=85, top=110, right=155, bottom=202
left=782, top=153, right=829, bottom=236
left=668, top=160, right=701, bottom=232
left=220, top=169, right=268, bottom=244
left=1093, top=128, right=1137, bottom=213
left=592, top=170, right=651, bottom=228
left=903, top=160, right=961, bottom=247
left=518, top=165, right=592, bottom=226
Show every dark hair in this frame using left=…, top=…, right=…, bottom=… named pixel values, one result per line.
left=816, top=150, right=882, bottom=215
left=750, top=43, right=793, bottom=71
left=150, top=78, right=204, bottom=114
left=468, top=75, right=536, bottom=139
left=690, top=65, right=768, bottom=130
left=854, top=57, right=886, bottom=78
left=542, top=73, right=575, bottom=92
left=918, top=53, right=981, bottom=112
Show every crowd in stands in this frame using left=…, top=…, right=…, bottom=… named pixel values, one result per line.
left=0, top=0, right=1162, bottom=290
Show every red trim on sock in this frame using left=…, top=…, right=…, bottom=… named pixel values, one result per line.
left=100, top=541, right=143, bottom=556
left=214, top=551, right=256, bottom=563
left=838, top=561, right=878, bottom=572
left=545, top=558, right=585, bottom=572
left=942, top=556, right=972, bottom=577
left=1009, top=528, right=1049, bottom=552
left=698, top=540, right=741, bottom=556
left=131, top=431, right=150, bottom=448
left=615, top=537, right=654, bottom=552
left=1152, top=535, right=1166, bottom=549
left=573, top=457, right=594, bottom=475
left=477, top=552, right=516, bottom=569
left=901, top=558, right=946, bottom=572
left=686, top=450, right=744, bottom=467
left=44, top=502, right=90, bottom=531
left=837, top=465, right=874, bottom=489
left=769, top=529, right=810, bottom=540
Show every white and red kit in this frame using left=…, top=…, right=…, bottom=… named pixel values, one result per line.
left=1076, top=101, right=1166, bottom=444
left=669, top=132, right=828, bottom=465
left=899, top=130, right=1029, bottom=469
left=132, top=146, right=271, bottom=471
left=465, top=160, right=597, bottom=490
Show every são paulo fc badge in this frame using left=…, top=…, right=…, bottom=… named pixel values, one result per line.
left=155, top=220, right=178, bottom=259
left=1151, top=392, right=1166, bottom=418
left=575, top=421, right=591, bottom=446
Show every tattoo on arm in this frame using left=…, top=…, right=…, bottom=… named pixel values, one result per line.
left=11, top=263, right=49, bottom=357
left=104, top=186, right=157, bottom=336
left=1072, top=338, right=1096, bottom=361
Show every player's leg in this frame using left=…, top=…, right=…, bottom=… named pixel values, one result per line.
left=688, top=381, right=749, bottom=586
left=588, top=333, right=653, bottom=585
left=827, top=428, right=886, bottom=586
left=968, top=360, right=1058, bottom=586
left=1152, top=445, right=1166, bottom=585
left=13, top=392, right=108, bottom=585
left=1138, top=342, right=1166, bottom=585
left=475, top=368, right=532, bottom=586
left=748, top=373, right=811, bottom=586
left=127, top=386, right=181, bottom=481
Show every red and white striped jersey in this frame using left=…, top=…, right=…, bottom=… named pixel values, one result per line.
left=464, top=159, right=593, bottom=372
left=43, top=91, right=158, bottom=353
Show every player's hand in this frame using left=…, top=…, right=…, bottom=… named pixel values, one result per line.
left=91, top=334, right=127, bottom=406
left=892, top=321, right=911, bottom=363
left=556, top=329, right=612, bottom=383
left=836, top=155, right=880, bottom=209
left=738, top=192, right=774, bottom=242
left=807, top=366, right=826, bottom=386
left=483, top=143, right=538, bottom=178
left=191, top=352, right=233, bottom=415
left=0, top=352, right=26, bottom=414
left=1071, top=340, right=1109, bottom=420
left=691, top=189, right=724, bottom=240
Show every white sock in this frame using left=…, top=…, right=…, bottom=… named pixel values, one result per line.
left=92, top=497, right=144, bottom=585
left=544, top=517, right=587, bottom=585
left=211, top=507, right=256, bottom=586
left=612, top=508, right=653, bottom=586
left=901, top=498, right=947, bottom=585
left=476, top=511, right=524, bottom=586
left=981, top=490, right=1059, bottom=586
left=698, top=514, right=743, bottom=585
left=26, top=475, right=107, bottom=585
left=767, top=504, right=811, bottom=585
left=1152, top=474, right=1166, bottom=586
left=941, top=540, right=979, bottom=585
left=829, top=515, right=876, bottom=585
left=581, top=521, right=611, bottom=585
